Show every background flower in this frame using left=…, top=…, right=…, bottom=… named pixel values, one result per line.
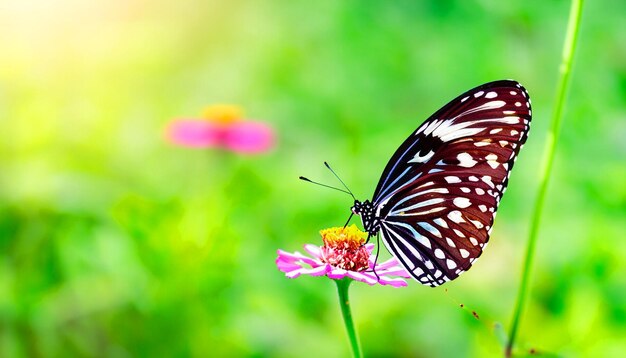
left=166, top=104, right=275, bottom=154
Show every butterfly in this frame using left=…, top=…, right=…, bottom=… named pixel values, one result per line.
left=351, top=80, right=532, bottom=287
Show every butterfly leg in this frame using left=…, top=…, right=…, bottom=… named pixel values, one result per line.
left=371, top=233, right=381, bottom=282
left=343, top=212, right=354, bottom=229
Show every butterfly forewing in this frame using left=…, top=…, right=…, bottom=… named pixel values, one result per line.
left=372, top=80, right=531, bottom=287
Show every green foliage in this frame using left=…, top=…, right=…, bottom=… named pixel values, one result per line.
left=1, top=1, right=625, bottom=356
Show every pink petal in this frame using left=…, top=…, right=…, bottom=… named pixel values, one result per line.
left=305, top=265, right=331, bottom=276
left=376, top=276, right=409, bottom=287
left=351, top=271, right=408, bottom=287
left=379, top=267, right=412, bottom=278
left=165, top=119, right=223, bottom=148
left=276, top=261, right=303, bottom=272
left=327, top=268, right=349, bottom=280
left=276, top=249, right=320, bottom=267
left=285, top=268, right=306, bottom=279
left=223, top=121, right=275, bottom=154
left=303, top=244, right=323, bottom=259
left=346, top=271, right=378, bottom=285
left=374, top=257, right=402, bottom=270
left=280, top=264, right=330, bottom=279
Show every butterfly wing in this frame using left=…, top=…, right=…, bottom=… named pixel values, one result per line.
left=372, top=80, right=531, bottom=287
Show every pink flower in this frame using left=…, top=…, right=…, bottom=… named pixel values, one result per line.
left=165, top=104, right=275, bottom=154
left=276, top=225, right=412, bottom=287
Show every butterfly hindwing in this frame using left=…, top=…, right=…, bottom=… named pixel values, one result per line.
left=372, top=80, right=531, bottom=287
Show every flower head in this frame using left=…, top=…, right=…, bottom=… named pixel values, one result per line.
left=276, top=225, right=412, bottom=287
left=165, top=104, right=275, bottom=154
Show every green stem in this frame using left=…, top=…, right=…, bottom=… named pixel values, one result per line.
left=335, top=278, right=362, bottom=358
left=505, top=0, right=584, bottom=356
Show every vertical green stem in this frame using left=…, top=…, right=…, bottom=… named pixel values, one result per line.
left=505, top=0, right=584, bottom=356
left=335, top=278, right=362, bottom=358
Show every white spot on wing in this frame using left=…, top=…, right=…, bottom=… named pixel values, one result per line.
left=446, top=237, right=456, bottom=247
left=485, top=91, right=497, bottom=99
left=418, top=222, right=442, bottom=238
left=417, top=235, right=432, bottom=249
left=444, top=176, right=461, bottom=184
left=390, top=198, right=445, bottom=215
left=457, top=152, right=477, bottom=168
left=433, top=218, right=448, bottom=228
left=408, top=150, right=434, bottom=163
left=448, top=211, right=465, bottom=224
left=484, top=100, right=506, bottom=109
left=453, top=197, right=471, bottom=208
left=416, top=119, right=440, bottom=135
left=481, top=176, right=494, bottom=188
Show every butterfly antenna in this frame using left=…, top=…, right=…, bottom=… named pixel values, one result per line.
left=299, top=176, right=353, bottom=197
left=324, top=162, right=356, bottom=200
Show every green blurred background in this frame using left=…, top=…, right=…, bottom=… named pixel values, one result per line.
left=1, top=0, right=625, bottom=357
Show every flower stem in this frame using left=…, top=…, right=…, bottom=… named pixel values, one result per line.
left=505, top=0, right=584, bottom=356
left=335, top=278, right=363, bottom=358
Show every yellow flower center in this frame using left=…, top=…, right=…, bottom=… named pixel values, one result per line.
left=320, top=225, right=370, bottom=271
left=201, top=104, right=243, bottom=124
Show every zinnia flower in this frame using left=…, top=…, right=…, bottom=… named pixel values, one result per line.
left=165, top=104, right=275, bottom=154
left=276, top=225, right=411, bottom=287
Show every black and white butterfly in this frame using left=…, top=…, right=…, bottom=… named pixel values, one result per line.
left=349, top=80, right=532, bottom=287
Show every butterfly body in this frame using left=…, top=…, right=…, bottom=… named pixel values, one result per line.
left=353, top=80, right=532, bottom=287
left=351, top=200, right=379, bottom=234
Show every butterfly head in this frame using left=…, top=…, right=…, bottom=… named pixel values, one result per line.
left=351, top=199, right=380, bottom=235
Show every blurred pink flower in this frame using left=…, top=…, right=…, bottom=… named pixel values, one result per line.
left=276, top=225, right=412, bottom=287
left=165, top=104, right=275, bottom=154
